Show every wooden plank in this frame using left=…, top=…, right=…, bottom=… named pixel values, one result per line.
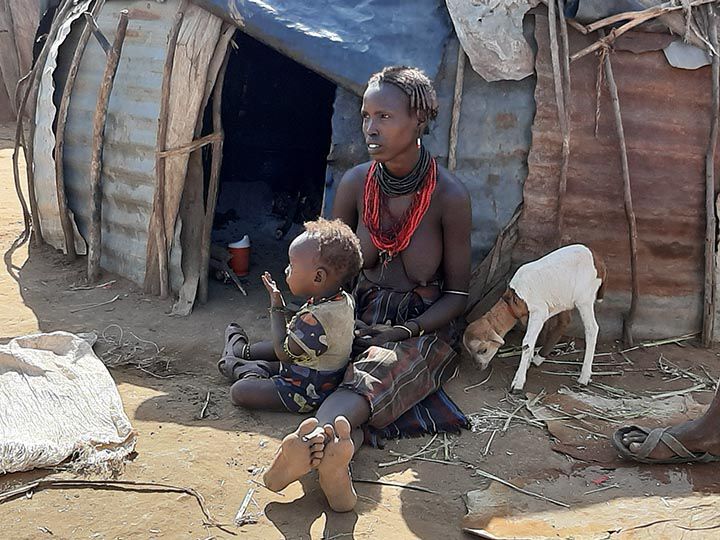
left=54, top=0, right=106, bottom=261
left=151, top=10, right=184, bottom=298
left=703, top=8, right=719, bottom=346
left=198, top=50, right=229, bottom=304
left=87, top=10, right=129, bottom=282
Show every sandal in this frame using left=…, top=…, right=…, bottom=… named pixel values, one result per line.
left=612, top=425, right=720, bottom=464
left=217, top=355, right=246, bottom=381
left=222, top=323, right=248, bottom=359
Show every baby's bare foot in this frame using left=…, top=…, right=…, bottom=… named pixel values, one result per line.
left=317, top=416, right=357, bottom=512
left=263, top=418, right=324, bottom=492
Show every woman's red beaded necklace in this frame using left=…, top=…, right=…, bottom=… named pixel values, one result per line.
left=362, top=153, right=437, bottom=263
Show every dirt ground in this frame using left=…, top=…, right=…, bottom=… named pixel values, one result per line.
left=1, top=121, right=720, bottom=539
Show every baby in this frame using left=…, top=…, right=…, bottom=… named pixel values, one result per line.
left=217, top=218, right=362, bottom=413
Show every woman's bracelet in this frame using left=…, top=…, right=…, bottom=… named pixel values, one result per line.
left=393, top=325, right=414, bottom=338
left=268, top=306, right=287, bottom=314
left=406, top=320, right=425, bottom=337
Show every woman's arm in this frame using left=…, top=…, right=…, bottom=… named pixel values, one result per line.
left=330, top=165, right=365, bottom=229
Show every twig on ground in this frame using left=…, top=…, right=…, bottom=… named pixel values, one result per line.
left=69, top=294, right=120, bottom=313
left=648, top=384, right=710, bottom=400
left=0, top=479, right=232, bottom=533
left=463, top=368, right=493, bottom=392
left=136, top=366, right=173, bottom=379
left=378, top=434, right=439, bottom=468
left=353, top=479, right=438, bottom=495
left=69, top=280, right=116, bottom=291
left=584, top=483, right=620, bottom=495
left=502, top=402, right=526, bottom=433
left=234, top=487, right=256, bottom=526
left=199, top=391, right=211, bottom=419
left=540, top=370, right=623, bottom=377
left=483, top=430, right=497, bottom=456
left=472, top=468, right=569, bottom=508
left=443, top=434, right=450, bottom=461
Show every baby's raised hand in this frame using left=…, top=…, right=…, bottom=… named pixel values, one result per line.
left=261, top=271, right=283, bottom=304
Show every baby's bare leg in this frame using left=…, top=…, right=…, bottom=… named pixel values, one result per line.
left=230, top=377, right=286, bottom=411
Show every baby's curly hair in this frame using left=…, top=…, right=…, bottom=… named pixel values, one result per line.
left=304, top=218, right=363, bottom=283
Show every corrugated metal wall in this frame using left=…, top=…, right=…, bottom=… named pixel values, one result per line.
left=63, top=0, right=179, bottom=284
left=516, top=14, right=715, bottom=339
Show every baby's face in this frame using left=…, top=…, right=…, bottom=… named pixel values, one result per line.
left=286, top=235, right=321, bottom=297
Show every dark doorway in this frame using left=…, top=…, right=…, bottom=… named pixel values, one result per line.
left=209, top=31, right=336, bottom=284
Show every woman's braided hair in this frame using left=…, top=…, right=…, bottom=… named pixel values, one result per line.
left=368, top=66, right=439, bottom=129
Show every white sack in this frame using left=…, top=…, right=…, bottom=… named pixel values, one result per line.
left=0, top=332, right=136, bottom=474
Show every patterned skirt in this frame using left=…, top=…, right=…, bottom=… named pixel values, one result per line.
left=340, top=273, right=465, bottom=434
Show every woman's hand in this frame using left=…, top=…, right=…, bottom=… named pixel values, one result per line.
left=262, top=271, right=284, bottom=306
left=351, top=322, right=413, bottom=357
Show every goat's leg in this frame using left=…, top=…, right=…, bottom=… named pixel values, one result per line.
left=511, top=310, right=547, bottom=392
left=535, top=310, right=572, bottom=365
left=576, top=302, right=599, bottom=385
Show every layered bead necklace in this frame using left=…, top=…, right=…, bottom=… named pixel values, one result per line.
left=363, top=145, right=437, bottom=264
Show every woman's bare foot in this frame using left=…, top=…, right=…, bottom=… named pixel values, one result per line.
left=263, top=418, right=325, bottom=492
left=620, top=417, right=720, bottom=461
left=317, top=416, right=357, bottom=512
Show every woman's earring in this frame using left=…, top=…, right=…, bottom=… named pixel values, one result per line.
left=416, top=137, right=421, bottom=149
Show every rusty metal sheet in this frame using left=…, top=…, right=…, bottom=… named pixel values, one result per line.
left=515, top=14, right=715, bottom=339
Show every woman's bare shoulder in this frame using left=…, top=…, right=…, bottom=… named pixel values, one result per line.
left=435, top=164, right=470, bottom=205
left=340, top=162, right=372, bottom=186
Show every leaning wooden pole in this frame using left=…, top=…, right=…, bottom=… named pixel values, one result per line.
left=13, top=0, right=75, bottom=246
left=603, top=42, right=640, bottom=346
left=548, top=0, right=570, bottom=244
left=54, top=0, right=107, bottom=261
left=87, top=10, right=129, bottom=283
left=447, top=44, right=466, bottom=172
left=198, top=51, right=229, bottom=304
left=151, top=10, right=184, bottom=299
left=702, top=9, right=719, bottom=347
left=556, top=0, right=572, bottom=243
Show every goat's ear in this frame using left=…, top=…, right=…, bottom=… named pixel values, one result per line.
left=490, top=330, right=505, bottom=346
left=501, top=288, right=513, bottom=303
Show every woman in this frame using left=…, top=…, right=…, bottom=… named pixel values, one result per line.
left=262, top=66, right=472, bottom=512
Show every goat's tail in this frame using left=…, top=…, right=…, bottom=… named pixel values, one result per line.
left=591, top=249, right=608, bottom=302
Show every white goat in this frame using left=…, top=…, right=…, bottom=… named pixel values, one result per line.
left=463, top=244, right=606, bottom=392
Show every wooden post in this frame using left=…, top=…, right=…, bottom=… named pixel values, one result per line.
left=198, top=50, right=229, bottom=304
left=13, top=0, right=75, bottom=247
left=0, top=0, right=21, bottom=117
left=603, top=40, right=640, bottom=347
left=447, top=44, right=466, bottom=172
left=702, top=8, right=719, bottom=347
left=556, top=0, right=572, bottom=244
left=151, top=10, right=184, bottom=299
left=54, top=0, right=107, bottom=261
left=548, top=0, right=571, bottom=244
left=87, top=10, right=129, bottom=282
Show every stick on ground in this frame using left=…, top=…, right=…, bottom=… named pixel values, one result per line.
left=0, top=479, right=232, bottom=534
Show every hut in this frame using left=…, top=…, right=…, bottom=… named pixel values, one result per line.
left=17, top=0, right=720, bottom=342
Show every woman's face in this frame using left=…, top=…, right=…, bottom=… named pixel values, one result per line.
left=361, top=82, right=420, bottom=167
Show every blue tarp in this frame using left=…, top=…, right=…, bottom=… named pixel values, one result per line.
left=192, top=0, right=452, bottom=94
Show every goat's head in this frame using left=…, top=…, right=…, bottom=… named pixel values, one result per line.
left=462, top=318, right=505, bottom=370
